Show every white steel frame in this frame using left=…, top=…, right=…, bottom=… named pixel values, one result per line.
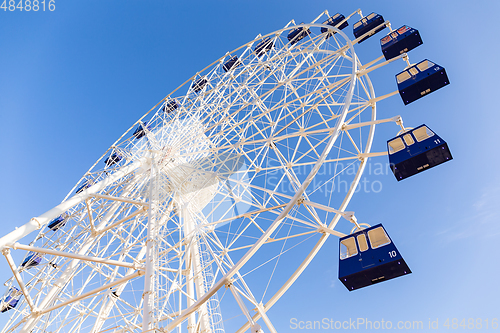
left=0, top=9, right=411, bottom=333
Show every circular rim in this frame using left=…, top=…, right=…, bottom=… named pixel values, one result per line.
left=1, top=20, right=382, bottom=333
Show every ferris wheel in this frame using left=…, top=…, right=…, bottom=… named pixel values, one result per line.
left=0, top=8, right=451, bottom=333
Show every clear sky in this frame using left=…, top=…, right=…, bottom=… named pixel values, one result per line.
left=1, top=0, right=499, bottom=332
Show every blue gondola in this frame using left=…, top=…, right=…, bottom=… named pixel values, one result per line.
left=321, top=13, right=348, bottom=34
left=75, top=179, right=93, bottom=194
left=287, top=25, right=310, bottom=45
left=48, top=214, right=67, bottom=231
left=339, top=224, right=411, bottom=291
left=163, top=99, right=179, bottom=113
left=396, top=59, right=449, bottom=105
left=353, top=12, right=386, bottom=43
left=388, top=124, right=452, bottom=181
left=254, top=37, right=273, bottom=57
left=21, top=251, right=43, bottom=269
left=223, top=55, right=240, bottom=72
left=381, top=25, right=423, bottom=60
left=192, top=77, right=207, bottom=92
left=104, top=153, right=122, bottom=167
left=133, top=122, right=150, bottom=139
left=1, top=287, right=21, bottom=313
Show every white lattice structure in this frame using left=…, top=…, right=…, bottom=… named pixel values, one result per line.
left=0, top=9, right=416, bottom=333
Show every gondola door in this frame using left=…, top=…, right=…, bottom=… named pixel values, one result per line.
left=401, top=132, right=420, bottom=157
left=357, top=233, right=375, bottom=269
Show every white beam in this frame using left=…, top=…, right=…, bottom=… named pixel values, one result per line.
left=92, top=194, right=149, bottom=207
left=2, top=249, right=36, bottom=312
left=8, top=243, right=142, bottom=270
left=0, top=157, right=148, bottom=252
left=39, top=271, right=143, bottom=315
left=343, top=116, right=400, bottom=131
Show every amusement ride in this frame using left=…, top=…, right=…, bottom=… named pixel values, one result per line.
left=0, top=8, right=451, bottom=333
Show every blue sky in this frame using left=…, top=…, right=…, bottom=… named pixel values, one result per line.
left=1, top=0, right=499, bottom=332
